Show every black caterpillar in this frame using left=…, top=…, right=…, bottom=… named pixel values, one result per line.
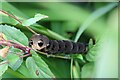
left=29, top=34, right=87, bottom=54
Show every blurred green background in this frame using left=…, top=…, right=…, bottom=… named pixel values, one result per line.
left=0, top=1, right=118, bottom=79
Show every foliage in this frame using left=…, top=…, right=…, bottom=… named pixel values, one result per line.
left=0, top=2, right=118, bottom=79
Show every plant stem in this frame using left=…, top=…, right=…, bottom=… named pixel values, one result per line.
left=36, top=50, right=71, bottom=59
left=70, top=58, right=73, bottom=79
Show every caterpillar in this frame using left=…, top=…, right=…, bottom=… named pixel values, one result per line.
left=29, top=34, right=87, bottom=54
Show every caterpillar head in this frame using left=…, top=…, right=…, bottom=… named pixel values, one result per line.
left=29, top=34, right=49, bottom=51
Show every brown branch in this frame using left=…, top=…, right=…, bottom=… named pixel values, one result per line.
left=0, top=40, right=31, bottom=55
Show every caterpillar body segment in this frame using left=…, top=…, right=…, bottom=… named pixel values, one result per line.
left=29, top=34, right=87, bottom=54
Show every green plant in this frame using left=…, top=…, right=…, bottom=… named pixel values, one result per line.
left=0, top=2, right=118, bottom=79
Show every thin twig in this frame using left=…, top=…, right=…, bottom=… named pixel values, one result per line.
left=36, top=50, right=71, bottom=60
left=71, top=58, right=73, bottom=79
left=0, top=10, right=37, bottom=34
left=0, top=40, right=31, bottom=54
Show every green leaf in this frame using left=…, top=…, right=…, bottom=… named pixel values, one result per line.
left=85, top=40, right=98, bottom=62
left=40, top=55, right=71, bottom=78
left=22, top=13, right=48, bottom=26
left=25, top=57, right=39, bottom=78
left=7, top=48, right=23, bottom=71
left=0, top=25, right=28, bottom=46
left=17, top=62, right=30, bottom=78
left=26, top=56, right=54, bottom=78
left=0, top=61, right=8, bottom=77
left=0, top=13, right=18, bottom=25
left=81, top=62, right=94, bottom=78
left=31, top=50, right=55, bottom=78
left=2, top=68, right=25, bottom=78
